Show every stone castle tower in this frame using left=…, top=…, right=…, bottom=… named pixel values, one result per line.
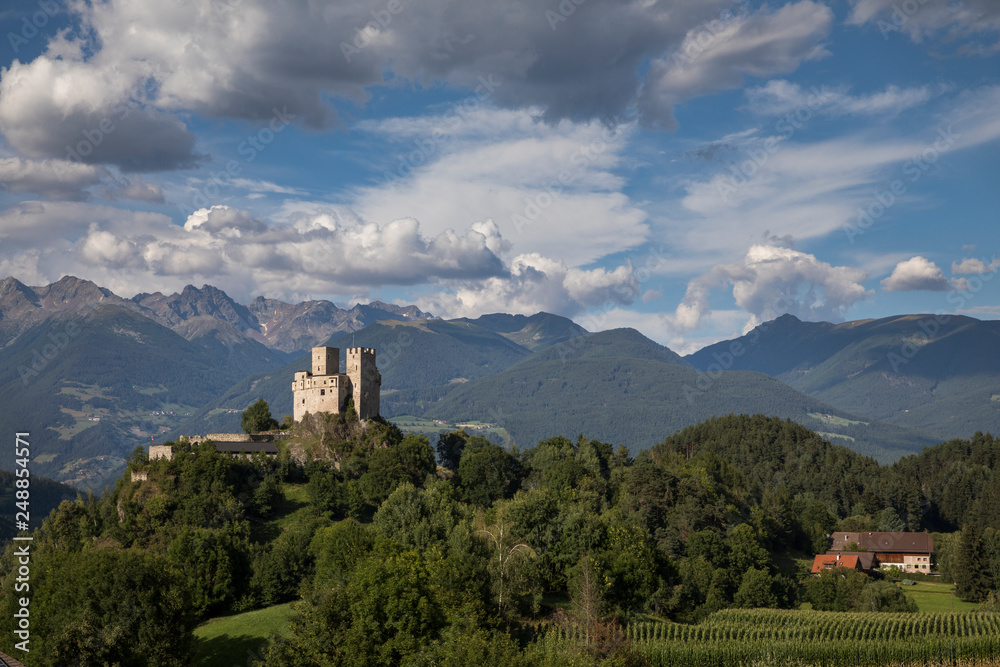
left=292, top=346, right=381, bottom=421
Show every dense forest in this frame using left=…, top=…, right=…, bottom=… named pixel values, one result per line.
left=2, top=413, right=1000, bottom=665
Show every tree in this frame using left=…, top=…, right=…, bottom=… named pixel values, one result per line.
left=877, top=507, right=905, bottom=532
left=569, top=553, right=603, bottom=647
left=857, top=581, right=918, bottom=612
left=477, top=516, right=536, bottom=621
left=734, top=568, right=778, bottom=608
left=437, top=430, right=469, bottom=470
left=0, top=548, right=196, bottom=666
left=242, top=398, right=279, bottom=434
left=955, top=524, right=994, bottom=602
left=265, top=549, right=447, bottom=666
left=360, top=434, right=436, bottom=505
left=457, top=443, right=521, bottom=506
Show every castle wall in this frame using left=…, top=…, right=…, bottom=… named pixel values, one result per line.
left=313, top=346, right=339, bottom=375
left=149, top=445, right=174, bottom=461
left=346, top=347, right=381, bottom=419
left=292, top=346, right=380, bottom=422
left=293, top=381, right=348, bottom=421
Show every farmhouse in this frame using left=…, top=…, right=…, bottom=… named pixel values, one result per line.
left=828, top=531, right=934, bottom=573
left=809, top=552, right=876, bottom=574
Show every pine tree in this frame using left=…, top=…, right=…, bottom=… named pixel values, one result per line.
left=954, top=524, right=994, bottom=602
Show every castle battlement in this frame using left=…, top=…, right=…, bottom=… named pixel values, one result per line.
left=292, top=345, right=381, bottom=421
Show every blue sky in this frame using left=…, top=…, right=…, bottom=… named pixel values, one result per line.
left=0, top=0, right=997, bottom=352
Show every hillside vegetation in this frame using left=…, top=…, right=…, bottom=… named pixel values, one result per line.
left=687, top=314, right=1000, bottom=440
left=0, top=306, right=290, bottom=487
left=427, top=329, right=936, bottom=462
left=4, top=414, right=1000, bottom=665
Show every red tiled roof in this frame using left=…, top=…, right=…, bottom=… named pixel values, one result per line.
left=810, top=553, right=861, bottom=574
left=826, top=551, right=876, bottom=570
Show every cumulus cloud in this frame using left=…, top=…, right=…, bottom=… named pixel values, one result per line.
left=639, top=1, right=833, bottom=128
left=670, top=244, right=872, bottom=332
left=952, top=257, right=1000, bottom=274
left=0, top=56, right=200, bottom=171
left=0, top=157, right=102, bottom=200
left=351, top=106, right=648, bottom=267
left=0, top=0, right=841, bottom=172
left=414, top=253, right=638, bottom=319
left=0, top=201, right=629, bottom=315
left=744, top=80, right=933, bottom=116
left=848, top=0, right=1000, bottom=55
left=880, top=256, right=950, bottom=291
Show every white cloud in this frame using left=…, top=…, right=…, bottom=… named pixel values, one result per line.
left=0, top=201, right=634, bottom=317
left=950, top=277, right=973, bottom=292
left=881, top=256, right=950, bottom=291
left=639, top=1, right=833, bottom=128
left=848, top=0, right=1000, bottom=55
left=670, top=244, right=872, bottom=333
left=0, top=0, right=845, bottom=172
left=229, top=178, right=308, bottom=196
left=102, top=175, right=165, bottom=203
left=952, top=257, right=1000, bottom=274
left=0, top=56, right=200, bottom=170
left=745, top=80, right=933, bottom=116
left=0, top=157, right=101, bottom=200
left=659, top=85, right=1000, bottom=265
left=414, top=253, right=638, bottom=319
left=350, top=106, right=649, bottom=267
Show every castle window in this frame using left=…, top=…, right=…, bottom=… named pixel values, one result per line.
left=320, top=389, right=325, bottom=396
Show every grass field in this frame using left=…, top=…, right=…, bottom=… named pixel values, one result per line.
left=807, top=411, right=868, bottom=427
left=388, top=415, right=512, bottom=446
left=192, top=602, right=296, bottom=667
left=902, top=581, right=981, bottom=613
left=250, top=482, right=311, bottom=543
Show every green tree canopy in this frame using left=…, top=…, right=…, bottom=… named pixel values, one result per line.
left=242, top=398, right=279, bottom=434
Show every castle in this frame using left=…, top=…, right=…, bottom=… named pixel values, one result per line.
left=136, top=346, right=379, bottom=477
left=293, top=346, right=381, bottom=421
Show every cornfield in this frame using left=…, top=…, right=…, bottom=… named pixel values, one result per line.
left=543, top=610, right=1000, bottom=666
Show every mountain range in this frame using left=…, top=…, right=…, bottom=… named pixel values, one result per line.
left=686, top=313, right=1000, bottom=441
left=1, top=275, right=995, bottom=487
